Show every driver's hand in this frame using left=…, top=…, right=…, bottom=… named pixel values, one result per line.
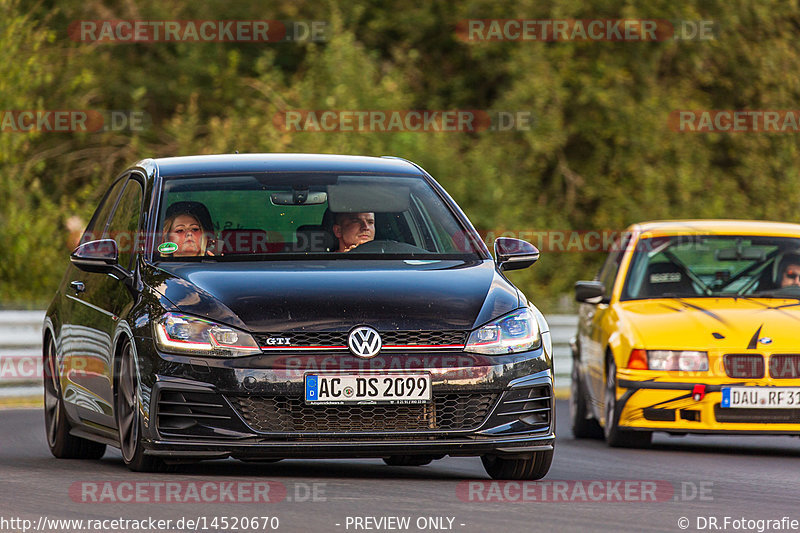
left=342, top=243, right=360, bottom=252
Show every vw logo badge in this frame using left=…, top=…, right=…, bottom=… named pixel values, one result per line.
left=348, top=326, right=382, bottom=358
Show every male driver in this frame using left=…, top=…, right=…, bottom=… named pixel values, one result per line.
left=780, top=254, right=800, bottom=287
left=332, top=212, right=375, bottom=252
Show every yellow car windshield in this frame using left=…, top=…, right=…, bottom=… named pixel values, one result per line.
left=621, top=235, right=800, bottom=299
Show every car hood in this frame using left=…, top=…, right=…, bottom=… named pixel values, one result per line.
left=618, top=298, right=800, bottom=351
left=146, top=259, right=520, bottom=332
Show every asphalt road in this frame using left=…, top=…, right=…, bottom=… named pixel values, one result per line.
left=2, top=401, right=800, bottom=533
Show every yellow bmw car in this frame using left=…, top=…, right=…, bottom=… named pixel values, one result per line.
left=571, top=220, right=800, bottom=447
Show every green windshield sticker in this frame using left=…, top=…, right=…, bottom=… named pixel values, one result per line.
left=158, top=242, right=178, bottom=254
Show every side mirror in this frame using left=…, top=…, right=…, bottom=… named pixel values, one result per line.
left=494, top=237, right=540, bottom=271
left=70, top=239, right=122, bottom=274
left=575, top=280, right=605, bottom=303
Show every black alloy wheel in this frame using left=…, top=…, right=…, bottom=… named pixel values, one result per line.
left=44, top=336, right=106, bottom=459
left=116, top=339, right=173, bottom=472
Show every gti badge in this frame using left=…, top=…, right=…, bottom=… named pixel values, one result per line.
left=348, top=326, right=382, bottom=358
left=759, top=337, right=773, bottom=345
left=264, top=337, right=291, bottom=346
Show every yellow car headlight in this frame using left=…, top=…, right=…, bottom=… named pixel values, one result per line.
left=645, top=350, right=708, bottom=371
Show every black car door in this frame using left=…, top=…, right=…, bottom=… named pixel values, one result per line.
left=65, top=174, right=144, bottom=428
left=60, top=177, right=125, bottom=422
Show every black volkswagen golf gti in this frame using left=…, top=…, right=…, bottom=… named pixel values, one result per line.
left=43, top=154, right=554, bottom=479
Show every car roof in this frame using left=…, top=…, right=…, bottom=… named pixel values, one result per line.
left=631, top=219, right=800, bottom=238
left=146, top=153, right=424, bottom=177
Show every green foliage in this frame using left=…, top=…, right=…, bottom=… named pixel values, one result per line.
left=3, top=0, right=800, bottom=312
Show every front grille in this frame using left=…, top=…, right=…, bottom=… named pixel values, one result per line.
left=724, top=354, right=764, bottom=378
left=714, top=404, right=800, bottom=424
left=156, top=390, right=240, bottom=438
left=769, top=355, right=800, bottom=379
left=381, top=331, right=467, bottom=347
left=257, top=332, right=347, bottom=347
left=254, top=331, right=467, bottom=349
left=228, top=392, right=497, bottom=433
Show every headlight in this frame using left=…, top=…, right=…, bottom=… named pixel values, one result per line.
left=646, top=350, right=708, bottom=371
left=465, top=308, right=541, bottom=355
left=154, top=312, right=261, bottom=357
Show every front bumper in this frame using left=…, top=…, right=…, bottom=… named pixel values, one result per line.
left=136, top=344, right=555, bottom=460
left=616, top=376, right=800, bottom=435
left=145, top=436, right=555, bottom=460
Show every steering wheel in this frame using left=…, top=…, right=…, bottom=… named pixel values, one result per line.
left=347, top=239, right=429, bottom=254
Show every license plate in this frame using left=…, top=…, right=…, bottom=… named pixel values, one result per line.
left=721, top=387, right=800, bottom=408
left=305, top=374, right=431, bottom=405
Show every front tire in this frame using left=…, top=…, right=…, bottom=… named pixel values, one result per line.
left=481, top=448, right=553, bottom=480
left=115, top=339, right=173, bottom=472
left=604, top=357, right=652, bottom=448
left=44, top=336, right=106, bottom=460
left=570, top=359, right=603, bottom=439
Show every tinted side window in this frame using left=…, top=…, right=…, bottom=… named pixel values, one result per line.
left=105, top=179, right=143, bottom=270
left=597, top=234, right=631, bottom=297
left=80, top=178, right=126, bottom=244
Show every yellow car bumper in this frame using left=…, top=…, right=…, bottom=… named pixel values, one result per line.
left=616, top=371, right=800, bottom=435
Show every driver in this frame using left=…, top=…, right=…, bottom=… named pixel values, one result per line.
left=332, top=212, right=375, bottom=252
left=161, top=201, right=215, bottom=257
left=779, top=254, right=800, bottom=287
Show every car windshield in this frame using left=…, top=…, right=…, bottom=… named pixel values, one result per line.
left=621, top=235, right=800, bottom=300
left=153, top=173, right=482, bottom=261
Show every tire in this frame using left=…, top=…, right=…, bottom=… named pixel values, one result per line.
left=604, top=357, right=652, bottom=448
left=43, top=336, right=107, bottom=460
left=570, top=359, right=603, bottom=439
left=115, top=339, right=174, bottom=472
left=481, top=448, right=553, bottom=480
left=382, top=456, right=434, bottom=467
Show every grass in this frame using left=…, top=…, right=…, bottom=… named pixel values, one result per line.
left=0, top=395, right=42, bottom=409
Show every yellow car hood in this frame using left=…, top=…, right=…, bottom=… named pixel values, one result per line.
left=618, top=298, right=800, bottom=351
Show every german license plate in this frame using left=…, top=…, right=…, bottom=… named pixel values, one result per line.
left=721, top=387, right=800, bottom=408
left=304, top=374, right=431, bottom=405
